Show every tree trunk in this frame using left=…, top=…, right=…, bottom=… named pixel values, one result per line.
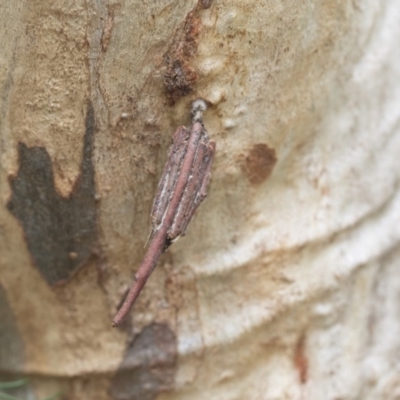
left=1, top=1, right=400, bottom=399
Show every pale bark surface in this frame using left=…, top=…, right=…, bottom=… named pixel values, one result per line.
left=1, top=1, right=400, bottom=399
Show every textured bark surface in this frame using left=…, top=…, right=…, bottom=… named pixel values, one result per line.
left=1, top=1, right=400, bottom=399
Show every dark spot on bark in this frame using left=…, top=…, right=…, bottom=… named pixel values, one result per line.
left=199, top=0, right=213, bottom=9
left=163, top=11, right=201, bottom=104
left=294, top=334, right=308, bottom=384
left=110, top=323, right=177, bottom=400
left=243, top=143, right=277, bottom=185
left=7, top=103, right=97, bottom=285
left=163, top=59, right=198, bottom=104
left=0, top=283, right=25, bottom=371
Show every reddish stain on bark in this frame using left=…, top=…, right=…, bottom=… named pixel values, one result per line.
left=243, top=143, right=277, bottom=185
left=294, top=334, right=308, bottom=384
left=163, top=11, right=202, bottom=104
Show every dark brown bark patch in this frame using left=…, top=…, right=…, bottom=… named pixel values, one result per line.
left=0, top=283, right=25, bottom=372
left=163, top=11, right=202, bottom=104
left=7, top=103, right=97, bottom=285
left=110, top=323, right=177, bottom=400
left=243, top=143, right=277, bottom=185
